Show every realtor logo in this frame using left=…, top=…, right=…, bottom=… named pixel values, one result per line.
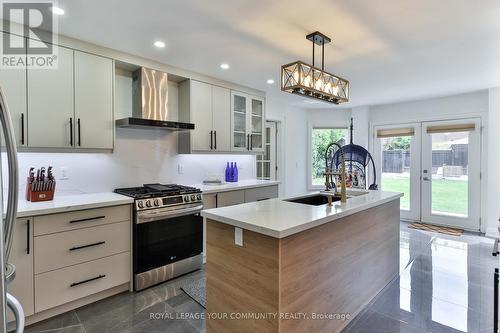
left=1, top=1, right=58, bottom=69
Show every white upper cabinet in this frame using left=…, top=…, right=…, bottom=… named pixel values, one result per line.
left=74, top=51, right=113, bottom=149
left=0, top=32, right=27, bottom=146
left=28, top=46, right=74, bottom=148
left=211, top=85, right=231, bottom=151
left=179, top=80, right=231, bottom=153
left=231, top=91, right=265, bottom=152
left=190, top=80, right=213, bottom=151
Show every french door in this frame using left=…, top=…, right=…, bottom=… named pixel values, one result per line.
left=374, top=118, right=481, bottom=230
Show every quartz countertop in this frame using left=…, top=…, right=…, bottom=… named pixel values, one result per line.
left=188, top=179, right=280, bottom=194
left=15, top=192, right=133, bottom=218
left=201, top=190, right=403, bottom=238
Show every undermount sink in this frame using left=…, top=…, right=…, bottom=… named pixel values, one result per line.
left=285, top=194, right=342, bottom=206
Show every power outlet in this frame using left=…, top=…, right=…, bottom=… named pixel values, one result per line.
left=177, top=164, right=184, bottom=175
left=60, top=167, right=69, bottom=180
left=235, top=227, right=243, bottom=246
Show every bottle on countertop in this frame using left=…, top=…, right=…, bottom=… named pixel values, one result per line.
left=225, top=162, right=231, bottom=182
left=233, top=162, right=238, bottom=182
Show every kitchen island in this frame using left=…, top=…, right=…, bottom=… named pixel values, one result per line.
left=201, top=190, right=403, bottom=333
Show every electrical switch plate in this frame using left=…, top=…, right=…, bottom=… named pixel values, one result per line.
left=235, top=227, right=243, bottom=246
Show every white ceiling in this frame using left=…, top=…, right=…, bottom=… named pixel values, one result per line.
left=55, top=0, right=500, bottom=109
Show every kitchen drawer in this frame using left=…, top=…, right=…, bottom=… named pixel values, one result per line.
left=35, top=251, right=130, bottom=312
left=34, top=221, right=130, bottom=274
left=244, top=185, right=279, bottom=203
left=216, top=190, right=245, bottom=207
left=34, top=205, right=130, bottom=236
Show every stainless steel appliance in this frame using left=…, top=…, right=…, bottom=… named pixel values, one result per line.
left=0, top=87, right=24, bottom=332
left=115, top=67, right=195, bottom=131
left=115, top=184, right=203, bottom=291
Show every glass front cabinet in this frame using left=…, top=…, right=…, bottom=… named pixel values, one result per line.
left=231, top=91, right=265, bottom=152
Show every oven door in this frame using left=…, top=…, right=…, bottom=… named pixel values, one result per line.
left=134, top=204, right=203, bottom=275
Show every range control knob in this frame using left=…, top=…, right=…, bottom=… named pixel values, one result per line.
left=190, top=194, right=196, bottom=201
left=196, top=194, right=202, bottom=200
left=184, top=195, right=190, bottom=202
left=154, top=199, right=161, bottom=207
left=137, top=201, right=144, bottom=209
left=145, top=200, right=152, bottom=208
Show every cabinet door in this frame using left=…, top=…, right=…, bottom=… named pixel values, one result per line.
left=202, top=193, right=217, bottom=262
left=0, top=32, right=27, bottom=147
left=8, top=218, right=34, bottom=321
left=28, top=46, right=74, bottom=148
left=231, top=91, right=249, bottom=151
left=212, top=86, right=230, bottom=152
left=74, top=51, right=113, bottom=149
left=191, top=80, right=213, bottom=151
left=217, top=190, right=245, bottom=207
left=249, top=96, right=265, bottom=152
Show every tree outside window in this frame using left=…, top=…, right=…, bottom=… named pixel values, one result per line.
left=311, top=128, right=348, bottom=186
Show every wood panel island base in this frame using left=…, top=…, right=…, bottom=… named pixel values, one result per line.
left=202, top=192, right=401, bottom=333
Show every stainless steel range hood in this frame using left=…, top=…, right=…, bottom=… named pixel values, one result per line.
left=116, top=67, right=194, bottom=131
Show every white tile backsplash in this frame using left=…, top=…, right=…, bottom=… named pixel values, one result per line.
left=2, top=128, right=256, bottom=196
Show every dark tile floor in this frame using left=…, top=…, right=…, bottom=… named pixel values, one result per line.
left=25, top=222, right=497, bottom=333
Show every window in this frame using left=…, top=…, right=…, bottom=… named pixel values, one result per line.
left=309, top=126, right=348, bottom=188
left=257, top=121, right=278, bottom=180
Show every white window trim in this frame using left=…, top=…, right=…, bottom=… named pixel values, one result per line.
left=307, top=121, right=350, bottom=190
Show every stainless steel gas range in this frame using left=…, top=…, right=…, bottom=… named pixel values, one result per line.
left=115, top=184, right=203, bottom=291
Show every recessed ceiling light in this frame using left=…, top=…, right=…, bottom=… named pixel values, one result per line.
left=153, top=41, right=166, bottom=48
left=266, top=79, right=275, bottom=84
left=51, top=6, right=65, bottom=15
left=220, top=63, right=229, bottom=70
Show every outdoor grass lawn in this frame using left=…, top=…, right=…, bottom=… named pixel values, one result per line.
left=382, top=175, right=468, bottom=215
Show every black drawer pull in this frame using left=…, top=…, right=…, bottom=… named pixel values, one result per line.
left=257, top=198, right=271, bottom=201
left=69, top=241, right=106, bottom=252
left=70, top=274, right=106, bottom=287
left=69, top=216, right=106, bottom=224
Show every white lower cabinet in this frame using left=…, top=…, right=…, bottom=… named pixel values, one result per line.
left=35, top=252, right=130, bottom=312
left=7, top=218, right=34, bottom=321
left=10, top=204, right=131, bottom=322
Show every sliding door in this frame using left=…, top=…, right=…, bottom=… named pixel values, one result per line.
left=421, top=119, right=481, bottom=230
left=373, top=124, right=421, bottom=221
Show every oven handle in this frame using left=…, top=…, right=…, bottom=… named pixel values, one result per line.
left=136, top=204, right=204, bottom=224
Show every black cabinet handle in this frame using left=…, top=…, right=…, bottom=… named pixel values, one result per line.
left=70, top=274, right=106, bottom=287
left=214, top=130, right=217, bottom=150
left=77, top=118, right=81, bottom=146
left=26, top=220, right=30, bottom=255
left=210, top=131, right=213, bottom=150
left=495, top=268, right=499, bottom=333
left=247, top=134, right=250, bottom=150
left=69, top=118, right=73, bottom=146
left=69, top=215, right=105, bottom=224
left=21, top=113, right=25, bottom=145
left=69, top=241, right=105, bottom=251
left=250, top=134, right=253, bottom=150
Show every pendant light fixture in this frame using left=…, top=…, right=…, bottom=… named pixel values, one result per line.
left=281, top=31, right=349, bottom=104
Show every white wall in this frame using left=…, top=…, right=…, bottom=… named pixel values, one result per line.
left=4, top=130, right=255, bottom=196
left=266, top=95, right=309, bottom=196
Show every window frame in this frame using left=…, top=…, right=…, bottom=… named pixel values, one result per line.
left=307, top=122, right=350, bottom=190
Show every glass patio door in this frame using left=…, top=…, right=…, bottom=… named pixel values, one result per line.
left=421, top=119, right=481, bottom=230
left=373, top=123, right=421, bottom=221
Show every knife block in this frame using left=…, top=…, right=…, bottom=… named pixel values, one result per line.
left=26, top=177, right=56, bottom=202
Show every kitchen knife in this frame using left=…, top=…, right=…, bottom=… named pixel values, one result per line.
left=47, top=166, right=54, bottom=181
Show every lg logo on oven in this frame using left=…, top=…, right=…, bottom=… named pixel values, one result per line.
left=1, top=1, right=59, bottom=69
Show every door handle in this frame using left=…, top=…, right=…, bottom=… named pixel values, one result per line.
left=423, top=177, right=431, bottom=181
left=214, top=130, right=217, bottom=150
left=77, top=118, right=81, bottom=146
left=21, top=113, right=24, bottom=145
left=494, top=268, right=499, bottom=333
left=6, top=293, right=25, bottom=333
left=0, top=87, right=19, bottom=260
left=210, top=131, right=213, bottom=150
left=26, top=220, right=30, bottom=255
left=69, top=117, right=73, bottom=146
left=250, top=134, right=253, bottom=150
